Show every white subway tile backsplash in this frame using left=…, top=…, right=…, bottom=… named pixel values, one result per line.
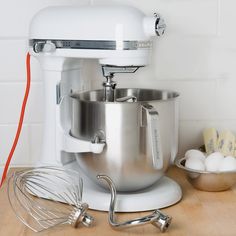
left=179, top=120, right=205, bottom=157
left=0, top=0, right=90, bottom=38
left=25, top=82, right=44, bottom=123
left=0, top=82, right=43, bottom=124
left=0, top=83, right=24, bottom=124
left=214, top=79, right=236, bottom=119
left=219, top=0, right=236, bottom=38
left=0, top=124, right=44, bottom=167
left=0, top=39, right=41, bottom=81
left=152, top=36, right=213, bottom=80
left=0, top=125, right=29, bottom=166
left=28, top=124, right=43, bottom=165
left=0, top=40, right=27, bottom=81
left=29, top=55, right=42, bottom=81
left=155, top=80, right=216, bottom=121
left=151, top=35, right=236, bottom=80
left=155, top=79, right=236, bottom=121
left=160, top=0, right=219, bottom=36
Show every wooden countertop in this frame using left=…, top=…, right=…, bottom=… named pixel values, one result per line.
left=0, top=167, right=236, bottom=236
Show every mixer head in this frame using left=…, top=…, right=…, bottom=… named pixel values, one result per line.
left=29, top=5, right=166, bottom=103
left=29, top=5, right=165, bottom=67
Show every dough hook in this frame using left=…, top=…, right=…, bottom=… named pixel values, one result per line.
left=97, top=174, right=172, bottom=232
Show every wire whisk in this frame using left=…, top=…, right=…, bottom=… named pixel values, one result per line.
left=7, top=166, right=94, bottom=232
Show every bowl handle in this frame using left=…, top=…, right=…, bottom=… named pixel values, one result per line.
left=141, top=104, right=163, bottom=170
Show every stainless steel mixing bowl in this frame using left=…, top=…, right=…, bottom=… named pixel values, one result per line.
left=71, top=88, right=179, bottom=191
left=176, top=158, right=236, bottom=191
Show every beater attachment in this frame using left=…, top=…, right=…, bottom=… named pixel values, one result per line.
left=97, top=174, right=172, bottom=232
left=101, top=65, right=140, bottom=102
left=7, top=166, right=94, bottom=232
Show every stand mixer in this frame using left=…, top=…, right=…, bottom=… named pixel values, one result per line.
left=29, top=5, right=182, bottom=211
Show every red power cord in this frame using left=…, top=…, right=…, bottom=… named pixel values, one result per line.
left=0, top=52, right=31, bottom=187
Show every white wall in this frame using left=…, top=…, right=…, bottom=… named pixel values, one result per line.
left=0, top=0, right=236, bottom=171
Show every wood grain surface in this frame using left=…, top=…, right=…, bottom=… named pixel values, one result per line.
left=0, top=167, right=235, bottom=236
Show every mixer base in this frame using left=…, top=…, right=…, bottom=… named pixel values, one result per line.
left=67, top=162, right=182, bottom=212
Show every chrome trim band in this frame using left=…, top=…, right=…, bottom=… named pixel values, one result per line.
left=29, top=39, right=152, bottom=52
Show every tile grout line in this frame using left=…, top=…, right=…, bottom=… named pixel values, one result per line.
left=0, top=37, right=27, bottom=40
left=0, top=81, right=42, bottom=84
left=0, top=123, right=42, bottom=126
left=217, top=0, right=221, bottom=37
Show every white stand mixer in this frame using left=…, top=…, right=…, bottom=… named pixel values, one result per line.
left=29, top=5, right=182, bottom=211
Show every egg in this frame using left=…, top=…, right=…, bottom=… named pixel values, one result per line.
left=205, top=152, right=224, bottom=172
left=219, top=156, right=236, bottom=171
left=185, top=149, right=206, bottom=162
left=185, top=157, right=205, bottom=171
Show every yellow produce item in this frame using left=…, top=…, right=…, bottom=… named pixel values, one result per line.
left=234, top=141, right=236, bottom=157
left=218, top=130, right=235, bottom=156
left=203, top=128, right=218, bottom=155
